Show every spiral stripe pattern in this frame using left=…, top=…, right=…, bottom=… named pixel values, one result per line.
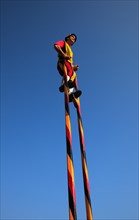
left=63, top=64, right=77, bottom=220
left=75, top=98, right=93, bottom=220
left=62, top=63, right=92, bottom=219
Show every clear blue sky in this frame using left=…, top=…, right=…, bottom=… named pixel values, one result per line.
left=1, top=0, right=138, bottom=219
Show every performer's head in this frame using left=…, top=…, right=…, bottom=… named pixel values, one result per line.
left=65, top=33, right=77, bottom=46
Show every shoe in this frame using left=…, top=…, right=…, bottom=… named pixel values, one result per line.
left=69, top=90, right=82, bottom=102
left=59, top=84, right=64, bottom=92
left=73, top=90, right=82, bottom=98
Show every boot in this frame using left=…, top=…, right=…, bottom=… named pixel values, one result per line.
left=69, top=88, right=82, bottom=102
left=59, top=84, right=64, bottom=92
left=73, top=89, right=82, bottom=98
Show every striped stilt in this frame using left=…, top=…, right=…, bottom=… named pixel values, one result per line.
left=62, top=64, right=93, bottom=219
left=63, top=65, right=77, bottom=220
left=74, top=98, right=93, bottom=220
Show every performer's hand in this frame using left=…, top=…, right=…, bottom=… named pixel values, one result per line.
left=63, top=54, right=71, bottom=60
left=72, top=65, right=79, bottom=71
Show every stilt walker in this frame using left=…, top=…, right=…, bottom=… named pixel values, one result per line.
left=54, top=33, right=93, bottom=220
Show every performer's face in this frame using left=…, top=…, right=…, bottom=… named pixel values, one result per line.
left=69, top=35, right=76, bottom=45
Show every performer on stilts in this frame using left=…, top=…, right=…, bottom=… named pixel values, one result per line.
left=54, top=34, right=93, bottom=220
left=54, top=33, right=82, bottom=101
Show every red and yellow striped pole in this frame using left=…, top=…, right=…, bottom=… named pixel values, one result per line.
left=74, top=98, right=93, bottom=220
left=63, top=65, right=77, bottom=220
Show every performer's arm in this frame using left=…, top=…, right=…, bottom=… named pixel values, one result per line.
left=54, top=44, right=68, bottom=59
left=54, top=41, right=70, bottom=60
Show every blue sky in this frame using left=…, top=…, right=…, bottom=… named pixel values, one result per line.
left=1, top=0, right=138, bottom=219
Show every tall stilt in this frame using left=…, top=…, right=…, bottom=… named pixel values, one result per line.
left=64, top=65, right=77, bottom=220
left=74, top=98, right=93, bottom=220
left=63, top=65, right=93, bottom=220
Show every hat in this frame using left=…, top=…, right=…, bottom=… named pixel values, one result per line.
left=65, top=33, right=77, bottom=42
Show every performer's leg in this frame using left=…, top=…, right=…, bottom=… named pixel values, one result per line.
left=57, top=61, right=69, bottom=92
left=57, top=61, right=82, bottom=98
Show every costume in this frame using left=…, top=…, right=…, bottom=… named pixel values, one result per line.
left=54, top=40, right=77, bottom=87
left=54, top=34, right=82, bottom=99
